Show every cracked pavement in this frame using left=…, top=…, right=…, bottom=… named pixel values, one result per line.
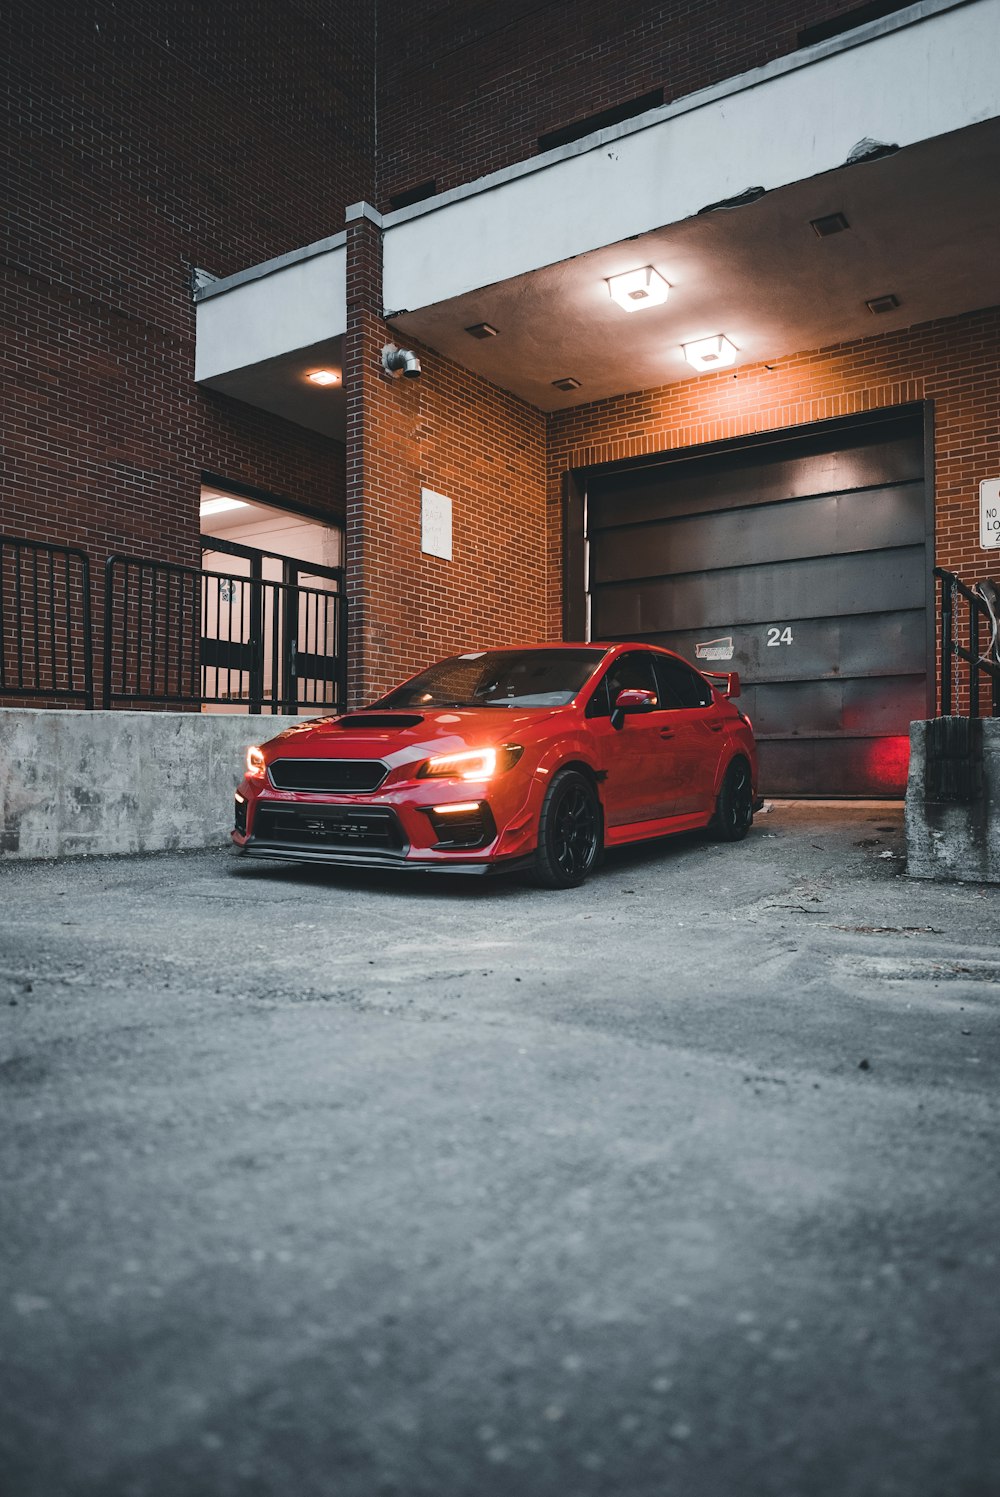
left=1, top=804, right=999, bottom=1496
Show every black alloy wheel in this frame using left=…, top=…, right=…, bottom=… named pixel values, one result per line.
left=711, top=757, right=754, bottom=842
left=532, top=769, right=603, bottom=888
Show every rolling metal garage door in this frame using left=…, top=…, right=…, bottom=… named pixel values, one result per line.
left=582, top=410, right=931, bottom=797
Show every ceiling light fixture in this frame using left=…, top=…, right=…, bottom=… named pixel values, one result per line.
left=307, top=369, right=341, bottom=386
left=465, top=322, right=498, bottom=340
left=810, top=211, right=849, bottom=238
left=200, top=496, right=249, bottom=517
left=866, top=294, right=899, bottom=314
left=607, top=266, right=669, bottom=312
left=682, top=334, right=738, bottom=371
left=552, top=377, right=581, bottom=392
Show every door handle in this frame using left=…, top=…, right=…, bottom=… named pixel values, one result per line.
left=659, top=727, right=675, bottom=740
left=707, top=721, right=724, bottom=733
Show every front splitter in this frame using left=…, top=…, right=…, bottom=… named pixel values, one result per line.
left=235, top=841, right=534, bottom=877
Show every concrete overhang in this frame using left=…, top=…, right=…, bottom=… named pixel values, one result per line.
left=194, top=235, right=347, bottom=439
left=194, top=0, right=1000, bottom=433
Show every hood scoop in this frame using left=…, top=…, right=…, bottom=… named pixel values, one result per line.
left=337, top=713, right=424, bottom=731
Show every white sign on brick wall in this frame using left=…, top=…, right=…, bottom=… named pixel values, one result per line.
left=981, top=478, right=1000, bottom=549
left=421, top=488, right=453, bottom=560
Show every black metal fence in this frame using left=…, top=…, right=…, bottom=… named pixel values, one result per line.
left=0, top=537, right=346, bottom=714
left=0, top=536, right=94, bottom=708
left=935, top=566, right=1000, bottom=717
left=104, top=554, right=346, bottom=713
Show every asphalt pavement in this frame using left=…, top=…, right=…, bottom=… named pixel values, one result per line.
left=1, top=804, right=999, bottom=1497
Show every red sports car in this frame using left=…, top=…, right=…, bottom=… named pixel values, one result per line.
left=232, top=642, right=758, bottom=887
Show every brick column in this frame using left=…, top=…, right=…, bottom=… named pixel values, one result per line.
left=343, top=201, right=426, bottom=706
left=343, top=204, right=549, bottom=707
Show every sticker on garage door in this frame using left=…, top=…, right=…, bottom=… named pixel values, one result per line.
left=695, top=636, right=734, bottom=661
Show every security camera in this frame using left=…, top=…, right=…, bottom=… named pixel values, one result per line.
left=382, top=343, right=422, bottom=379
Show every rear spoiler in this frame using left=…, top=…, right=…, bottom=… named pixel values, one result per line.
left=701, top=670, right=741, bottom=699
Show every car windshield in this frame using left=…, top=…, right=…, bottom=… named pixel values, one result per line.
left=375, top=648, right=608, bottom=709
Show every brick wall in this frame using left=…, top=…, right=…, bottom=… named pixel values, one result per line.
left=377, top=0, right=897, bottom=207
left=346, top=211, right=548, bottom=704
left=3, top=0, right=366, bottom=569
left=546, top=305, right=1000, bottom=704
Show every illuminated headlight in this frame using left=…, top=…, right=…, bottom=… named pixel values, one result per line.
left=245, top=745, right=266, bottom=777
left=417, top=744, right=524, bottom=781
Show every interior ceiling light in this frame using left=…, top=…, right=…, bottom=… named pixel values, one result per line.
left=200, top=496, right=249, bottom=516
left=307, top=369, right=341, bottom=386
left=607, top=266, right=669, bottom=312
left=811, top=211, right=850, bottom=237
left=552, top=377, right=581, bottom=392
left=866, top=293, right=899, bottom=314
left=465, top=322, right=498, bottom=340
left=682, top=334, right=738, bottom=372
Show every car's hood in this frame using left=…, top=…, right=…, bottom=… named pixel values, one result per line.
left=262, top=705, right=563, bottom=767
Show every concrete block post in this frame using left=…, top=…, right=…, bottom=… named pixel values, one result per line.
left=905, top=717, right=1000, bottom=883
left=0, top=708, right=302, bottom=860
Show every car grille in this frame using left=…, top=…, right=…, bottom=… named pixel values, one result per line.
left=253, top=805, right=406, bottom=854
left=267, top=757, right=388, bottom=793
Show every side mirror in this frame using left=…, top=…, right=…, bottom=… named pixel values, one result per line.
left=615, top=688, right=658, bottom=712
left=611, top=686, right=658, bottom=730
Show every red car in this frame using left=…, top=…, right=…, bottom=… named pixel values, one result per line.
left=232, top=643, right=758, bottom=888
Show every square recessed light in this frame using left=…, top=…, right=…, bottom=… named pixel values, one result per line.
left=552, top=377, right=581, bottom=392
left=866, top=294, right=900, bottom=314
left=607, top=266, right=670, bottom=312
left=465, top=322, right=498, bottom=340
left=682, top=334, right=738, bottom=371
left=307, top=369, right=341, bottom=386
left=810, top=211, right=850, bottom=237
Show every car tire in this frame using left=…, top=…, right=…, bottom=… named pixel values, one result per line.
left=710, top=757, right=754, bottom=842
left=531, top=769, right=603, bottom=889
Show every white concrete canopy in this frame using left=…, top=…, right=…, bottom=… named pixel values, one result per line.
left=195, top=238, right=347, bottom=438
left=193, top=0, right=1000, bottom=434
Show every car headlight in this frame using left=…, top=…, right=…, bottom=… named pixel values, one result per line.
left=245, top=745, right=266, bottom=777
left=417, top=744, right=524, bottom=780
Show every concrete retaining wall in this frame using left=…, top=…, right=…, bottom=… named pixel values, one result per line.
left=905, top=717, right=1000, bottom=883
left=0, top=709, right=303, bottom=860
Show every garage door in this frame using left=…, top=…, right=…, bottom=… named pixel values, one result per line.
left=582, top=410, right=931, bottom=797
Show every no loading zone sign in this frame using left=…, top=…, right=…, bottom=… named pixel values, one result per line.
left=981, top=478, right=1000, bottom=549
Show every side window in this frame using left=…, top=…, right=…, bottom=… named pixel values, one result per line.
left=653, top=654, right=713, bottom=709
left=584, top=673, right=611, bottom=718
left=586, top=653, right=659, bottom=717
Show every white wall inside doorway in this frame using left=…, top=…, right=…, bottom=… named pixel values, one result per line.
left=200, top=490, right=342, bottom=574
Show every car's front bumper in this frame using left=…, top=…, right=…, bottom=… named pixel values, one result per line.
left=232, top=769, right=543, bottom=873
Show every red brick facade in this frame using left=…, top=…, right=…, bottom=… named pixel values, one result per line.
left=4, top=1, right=998, bottom=716
left=3, top=0, right=367, bottom=569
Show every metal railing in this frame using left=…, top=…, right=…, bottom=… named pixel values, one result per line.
left=103, top=554, right=346, bottom=714
left=935, top=566, right=1000, bottom=717
left=0, top=535, right=94, bottom=708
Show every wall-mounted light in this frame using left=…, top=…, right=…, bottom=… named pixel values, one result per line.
left=682, top=334, right=738, bottom=371
left=607, top=266, right=669, bottom=312
left=307, top=369, right=341, bottom=386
